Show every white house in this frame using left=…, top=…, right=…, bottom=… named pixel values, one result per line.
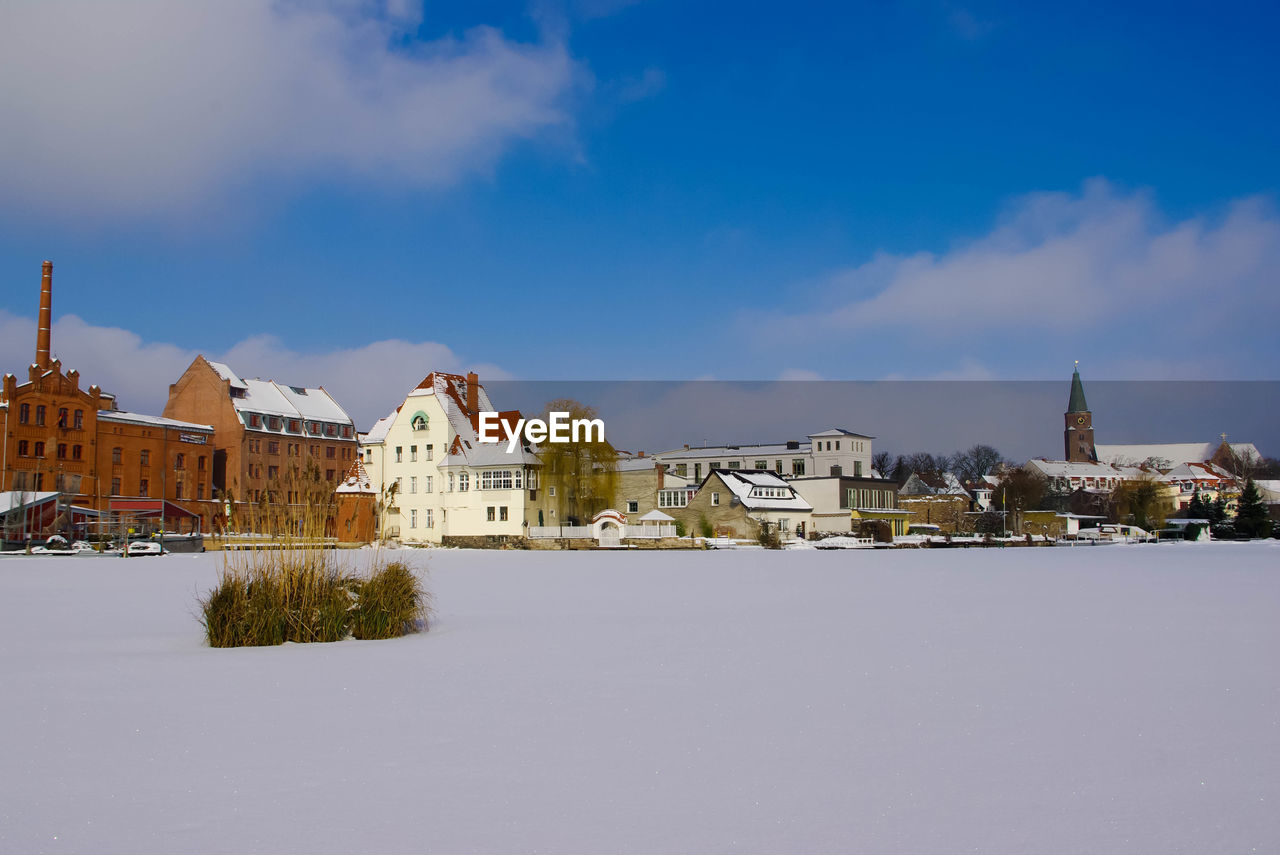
left=362, top=372, right=539, bottom=544
left=652, top=428, right=873, bottom=483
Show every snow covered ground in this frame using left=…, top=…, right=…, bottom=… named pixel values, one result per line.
left=2, top=543, right=1278, bottom=854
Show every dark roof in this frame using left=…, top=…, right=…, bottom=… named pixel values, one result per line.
left=1067, top=367, right=1089, bottom=413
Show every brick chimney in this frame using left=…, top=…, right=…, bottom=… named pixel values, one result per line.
left=36, top=260, right=52, bottom=369
left=656, top=462, right=665, bottom=490
left=466, top=371, right=479, bottom=414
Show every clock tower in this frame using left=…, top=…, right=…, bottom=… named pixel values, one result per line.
left=1064, top=363, right=1096, bottom=462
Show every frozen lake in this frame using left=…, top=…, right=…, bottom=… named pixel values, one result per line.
left=2, top=543, right=1278, bottom=854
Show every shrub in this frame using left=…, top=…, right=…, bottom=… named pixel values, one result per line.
left=757, top=522, right=782, bottom=550
left=201, top=490, right=428, bottom=647
left=699, top=516, right=714, bottom=539
left=349, top=561, right=429, bottom=640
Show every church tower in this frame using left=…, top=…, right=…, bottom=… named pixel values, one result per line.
left=1064, top=362, right=1096, bottom=462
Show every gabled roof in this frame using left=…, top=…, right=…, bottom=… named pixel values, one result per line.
left=335, top=458, right=375, bottom=494
left=98, top=410, right=214, bottom=432
left=900, top=471, right=969, bottom=497
left=709, top=469, right=813, bottom=512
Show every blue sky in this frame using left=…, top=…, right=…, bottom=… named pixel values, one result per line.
left=1, top=0, right=1278, bottom=427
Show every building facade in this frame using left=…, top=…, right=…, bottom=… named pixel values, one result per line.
left=164, top=356, right=358, bottom=529
left=1, top=262, right=215, bottom=536
left=362, top=372, right=540, bottom=545
left=652, top=428, right=874, bottom=484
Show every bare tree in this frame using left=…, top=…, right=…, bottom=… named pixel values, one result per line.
left=953, top=444, right=1004, bottom=485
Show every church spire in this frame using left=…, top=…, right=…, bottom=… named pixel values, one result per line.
left=1067, top=360, right=1088, bottom=413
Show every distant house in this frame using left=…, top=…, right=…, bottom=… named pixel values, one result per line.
left=674, top=469, right=813, bottom=540
left=652, top=428, right=874, bottom=484
left=1095, top=441, right=1262, bottom=471
left=790, top=472, right=900, bottom=534
left=612, top=456, right=694, bottom=525
left=897, top=471, right=973, bottom=533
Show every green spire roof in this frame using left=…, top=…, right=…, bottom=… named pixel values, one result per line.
left=1067, top=365, right=1088, bottom=413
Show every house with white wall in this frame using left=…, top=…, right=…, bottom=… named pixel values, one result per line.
left=362, top=372, right=539, bottom=544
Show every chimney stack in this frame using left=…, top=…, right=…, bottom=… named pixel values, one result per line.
left=466, top=371, right=479, bottom=414
left=36, top=260, right=53, bottom=369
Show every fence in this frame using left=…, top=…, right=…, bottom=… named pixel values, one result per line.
left=529, top=525, right=592, bottom=539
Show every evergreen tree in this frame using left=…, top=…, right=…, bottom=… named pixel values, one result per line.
left=1234, top=479, right=1270, bottom=538
left=1187, top=488, right=1207, bottom=519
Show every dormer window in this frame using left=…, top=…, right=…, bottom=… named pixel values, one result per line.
left=249, top=414, right=261, bottom=428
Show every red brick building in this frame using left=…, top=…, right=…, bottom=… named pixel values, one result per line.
left=1, top=262, right=215, bottom=536
left=164, top=355, right=358, bottom=528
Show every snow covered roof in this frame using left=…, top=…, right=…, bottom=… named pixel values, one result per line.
left=335, top=459, right=375, bottom=495
left=657, top=442, right=810, bottom=461
left=362, top=412, right=396, bottom=445
left=615, top=457, right=666, bottom=472
left=711, top=469, right=813, bottom=512
left=206, top=360, right=248, bottom=389
left=900, top=471, right=969, bottom=497
left=1026, top=459, right=1136, bottom=480
left=0, top=491, right=60, bottom=513
left=808, top=428, right=874, bottom=439
left=1160, top=461, right=1234, bottom=483
left=637, top=509, right=676, bottom=522
left=97, top=411, right=213, bottom=432
left=219, top=366, right=354, bottom=432
left=1095, top=442, right=1260, bottom=467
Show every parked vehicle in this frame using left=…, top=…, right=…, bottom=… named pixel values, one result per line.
left=125, top=541, right=167, bottom=556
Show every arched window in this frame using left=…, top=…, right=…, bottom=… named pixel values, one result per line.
left=19, top=403, right=29, bottom=424
left=411, top=412, right=429, bottom=431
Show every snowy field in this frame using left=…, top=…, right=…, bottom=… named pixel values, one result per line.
left=2, top=544, right=1278, bottom=854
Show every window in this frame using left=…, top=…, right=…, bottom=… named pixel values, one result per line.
left=198, top=483, right=205, bottom=499
left=658, top=490, right=684, bottom=508
left=58, top=408, right=68, bottom=428
left=343, top=426, right=352, bottom=438
left=288, top=419, right=300, bottom=432
left=175, top=483, right=183, bottom=499
left=410, top=509, right=418, bottom=529
left=728, top=461, right=741, bottom=470
left=268, top=417, right=282, bottom=431
left=412, top=414, right=427, bottom=430
left=267, top=466, right=278, bottom=480
left=325, top=469, right=335, bottom=481
left=395, top=477, right=403, bottom=494
left=110, top=477, right=121, bottom=495
left=711, top=491, right=720, bottom=506
left=693, top=463, right=701, bottom=481
left=448, top=473, right=454, bottom=492
left=627, top=500, right=639, bottom=513
left=548, top=485, right=555, bottom=497
left=459, top=472, right=469, bottom=492
left=775, top=460, right=783, bottom=473
left=410, top=476, right=417, bottom=494
left=34, top=442, right=45, bottom=458
left=709, top=462, right=720, bottom=470
left=326, top=446, right=335, bottom=459
left=134, top=478, right=147, bottom=497
left=424, top=476, right=433, bottom=493
left=755, top=460, right=767, bottom=469
left=499, top=506, right=509, bottom=522
left=175, top=453, right=185, bottom=470
left=395, top=446, right=403, bottom=463
left=17, top=440, right=28, bottom=456
left=267, top=441, right=279, bottom=455
left=854, top=461, right=862, bottom=477
left=198, top=456, right=206, bottom=471
left=487, top=506, right=496, bottom=522
left=424, top=444, right=433, bottom=461
left=249, top=414, right=261, bottom=428
left=480, top=470, right=515, bottom=490
left=325, top=424, right=336, bottom=437
left=835, top=441, right=840, bottom=451
left=74, top=410, right=83, bottom=429
left=527, top=470, right=539, bottom=490
left=792, top=459, right=806, bottom=476
left=410, top=445, right=417, bottom=462
left=309, top=422, right=320, bottom=436
left=56, top=443, right=66, bottom=460
left=36, top=405, right=46, bottom=425
left=425, top=509, right=434, bottom=529
left=19, top=403, right=29, bottom=424
left=140, top=449, right=150, bottom=466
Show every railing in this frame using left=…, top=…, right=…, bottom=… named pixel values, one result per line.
left=529, top=525, right=592, bottom=538
left=629, top=524, right=678, bottom=538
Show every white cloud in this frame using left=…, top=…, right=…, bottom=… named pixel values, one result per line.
left=772, top=180, right=1280, bottom=376
left=0, top=1, right=580, bottom=221
left=0, top=310, right=505, bottom=429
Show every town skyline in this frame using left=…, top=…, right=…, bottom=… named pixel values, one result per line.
left=2, top=1, right=1278, bottom=398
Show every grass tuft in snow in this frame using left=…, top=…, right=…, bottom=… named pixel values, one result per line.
left=200, top=479, right=428, bottom=647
